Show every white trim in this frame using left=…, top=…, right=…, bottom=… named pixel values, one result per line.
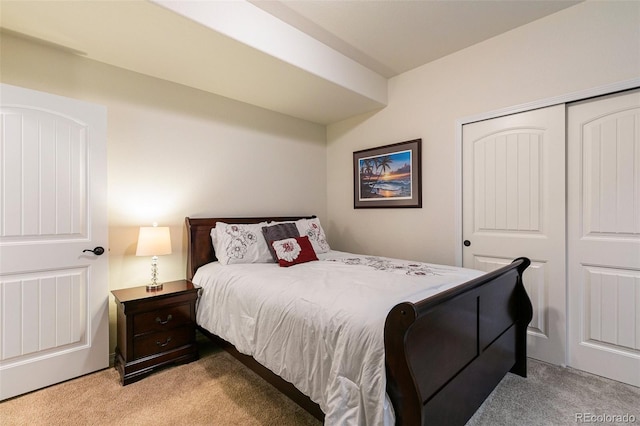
left=454, top=77, right=640, bottom=267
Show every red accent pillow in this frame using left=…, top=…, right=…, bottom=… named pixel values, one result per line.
left=271, top=236, right=318, bottom=267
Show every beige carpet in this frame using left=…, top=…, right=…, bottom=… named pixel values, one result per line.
left=2, top=337, right=638, bottom=426
left=0, top=344, right=320, bottom=426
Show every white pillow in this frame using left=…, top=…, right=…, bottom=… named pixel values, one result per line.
left=210, top=227, right=219, bottom=253
left=295, top=218, right=330, bottom=254
left=215, top=222, right=271, bottom=265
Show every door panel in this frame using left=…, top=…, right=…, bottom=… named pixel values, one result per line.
left=1, top=107, right=88, bottom=240
left=1, top=269, right=87, bottom=360
left=473, top=256, right=548, bottom=340
left=0, top=84, right=108, bottom=400
left=463, top=104, right=566, bottom=365
left=567, top=89, right=640, bottom=386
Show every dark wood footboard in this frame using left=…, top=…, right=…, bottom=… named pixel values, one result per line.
left=384, top=257, right=532, bottom=425
left=186, top=217, right=532, bottom=425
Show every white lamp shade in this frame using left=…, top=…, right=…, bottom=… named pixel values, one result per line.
left=136, top=226, right=172, bottom=256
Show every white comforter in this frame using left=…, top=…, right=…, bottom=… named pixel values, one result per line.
left=193, top=251, right=483, bottom=425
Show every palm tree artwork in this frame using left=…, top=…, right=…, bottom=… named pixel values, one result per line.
left=358, top=150, right=412, bottom=200
left=368, top=155, right=393, bottom=194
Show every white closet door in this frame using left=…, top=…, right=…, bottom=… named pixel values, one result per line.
left=0, top=84, right=109, bottom=399
left=567, top=89, right=640, bottom=387
left=462, top=104, right=566, bottom=365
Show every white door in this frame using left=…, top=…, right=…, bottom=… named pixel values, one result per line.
left=567, top=89, right=640, bottom=387
left=462, top=104, right=566, bottom=365
left=0, top=84, right=108, bottom=400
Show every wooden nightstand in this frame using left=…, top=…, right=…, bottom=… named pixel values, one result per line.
left=112, top=279, right=199, bottom=385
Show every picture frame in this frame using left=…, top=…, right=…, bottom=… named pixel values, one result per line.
left=353, top=138, right=422, bottom=208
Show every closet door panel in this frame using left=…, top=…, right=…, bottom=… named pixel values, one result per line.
left=462, top=104, right=566, bottom=365
left=568, top=89, right=640, bottom=387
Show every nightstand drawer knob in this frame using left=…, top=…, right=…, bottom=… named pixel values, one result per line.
left=155, top=314, right=173, bottom=325
left=156, top=337, right=172, bottom=347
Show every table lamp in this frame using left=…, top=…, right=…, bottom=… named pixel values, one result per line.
left=136, top=224, right=172, bottom=291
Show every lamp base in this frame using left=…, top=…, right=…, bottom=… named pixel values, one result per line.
left=146, top=283, right=163, bottom=291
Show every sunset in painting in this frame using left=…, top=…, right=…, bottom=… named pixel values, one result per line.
left=359, top=149, right=412, bottom=200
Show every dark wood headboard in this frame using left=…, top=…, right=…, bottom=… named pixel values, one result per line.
left=185, top=216, right=316, bottom=280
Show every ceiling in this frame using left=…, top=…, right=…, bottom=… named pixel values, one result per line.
left=0, top=0, right=581, bottom=124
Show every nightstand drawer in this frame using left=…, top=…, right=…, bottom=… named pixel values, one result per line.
left=112, top=280, right=199, bottom=385
left=133, top=304, right=192, bottom=335
left=133, top=327, right=194, bottom=360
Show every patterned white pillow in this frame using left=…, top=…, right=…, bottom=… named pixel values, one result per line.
left=210, top=227, right=219, bottom=253
left=215, top=222, right=271, bottom=265
left=295, top=218, right=330, bottom=254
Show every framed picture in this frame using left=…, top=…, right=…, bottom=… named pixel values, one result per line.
left=353, top=138, right=422, bottom=208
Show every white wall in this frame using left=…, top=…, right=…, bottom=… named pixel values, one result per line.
left=0, top=33, right=327, bottom=351
left=326, top=1, right=640, bottom=265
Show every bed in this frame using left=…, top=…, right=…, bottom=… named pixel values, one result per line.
left=186, top=216, right=532, bottom=425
